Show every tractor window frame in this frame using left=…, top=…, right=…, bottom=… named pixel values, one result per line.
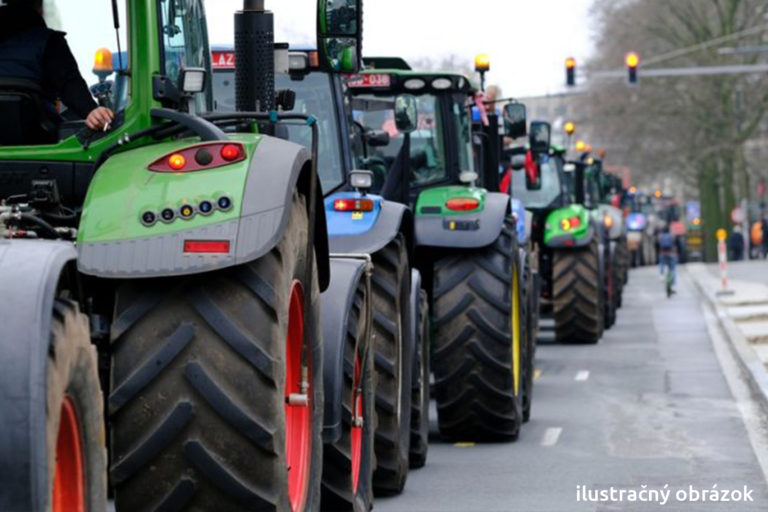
left=156, top=0, right=213, bottom=112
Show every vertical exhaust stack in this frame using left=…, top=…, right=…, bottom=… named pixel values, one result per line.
left=235, top=0, right=275, bottom=113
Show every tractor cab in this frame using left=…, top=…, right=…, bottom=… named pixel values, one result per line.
left=347, top=69, right=479, bottom=207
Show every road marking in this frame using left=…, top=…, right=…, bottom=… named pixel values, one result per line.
left=453, top=442, right=475, bottom=448
left=541, top=427, right=562, bottom=447
left=534, top=368, right=542, bottom=381
left=575, top=370, right=590, bottom=381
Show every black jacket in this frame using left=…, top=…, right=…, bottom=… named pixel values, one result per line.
left=0, top=5, right=97, bottom=118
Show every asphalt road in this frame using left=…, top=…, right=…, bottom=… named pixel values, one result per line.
left=376, top=266, right=768, bottom=512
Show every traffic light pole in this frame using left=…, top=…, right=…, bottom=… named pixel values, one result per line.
left=590, top=63, right=768, bottom=79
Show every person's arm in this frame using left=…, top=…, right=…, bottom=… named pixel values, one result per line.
left=43, top=33, right=113, bottom=129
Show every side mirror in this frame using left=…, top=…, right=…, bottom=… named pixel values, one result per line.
left=365, top=129, right=390, bottom=147
left=393, top=94, right=417, bottom=134
left=317, top=0, right=362, bottom=74
left=529, top=121, right=551, bottom=155
left=503, top=102, right=527, bottom=139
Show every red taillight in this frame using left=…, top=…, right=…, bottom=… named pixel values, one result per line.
left=445, top=198, right=480, bottom=211
left=168, top=153, right=186, bottom=171
left=149, top=143, right=246, bottom=172
left=220, top=144, right=241, bottom=161
left=183, top=240, right=231, bottom=254
left=333, top=198, right=374, bottom=212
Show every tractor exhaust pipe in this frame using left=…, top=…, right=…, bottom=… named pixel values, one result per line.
left=235, top=0, right=274, bottom=113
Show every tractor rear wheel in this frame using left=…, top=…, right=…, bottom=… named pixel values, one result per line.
left=321, top=279, right=375, bottom=511
left=409, top=290, right=430, bottom=468
left=110, top=192, right=323, bottom=512
left=370, top=236, right=412, bottom=495
left=432, top=219, right=523, bottom=441
left=553, top=237, right=604, bottom=344
left=47, top=299, right=107, bottom=512
left=521, top=253, right=535, bottom=423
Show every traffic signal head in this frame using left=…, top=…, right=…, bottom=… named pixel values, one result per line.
left=565, top=57, right=576, bottom=86
left=564, top=121, right=576, bottom=136
left=475, top=54, right=490, bottom=73
left=626, top=52, right=639, bottom=84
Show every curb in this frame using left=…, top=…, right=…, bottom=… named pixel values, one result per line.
left=687, top=267, right=768, bottom=414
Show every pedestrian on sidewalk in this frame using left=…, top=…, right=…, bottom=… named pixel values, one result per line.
left=659, top=226, right=677, bottom=293
left=729, top=226, right=745, bottom=261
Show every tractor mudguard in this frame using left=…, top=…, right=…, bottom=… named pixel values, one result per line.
left=0, top=240, right=77, bottom=512
left=415, top=192, right=509, bottom=249
left=327, top=198, right=414, bottom=259
left=409, top=268, right=423, bottom=385
left=598, top=204, right=624, bottom=241
left=544, top=205, right=594, bottom=249
left=77, top=136, right=330, bottom=290
left=320, top=257, right=369, bottom=443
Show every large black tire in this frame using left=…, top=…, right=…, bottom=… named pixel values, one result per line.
left=521, top=251, right=535, bottom=423
left=553, top=237, right=604, bottom=344
left=46, top=299, right=107, bottom=512
left=370, top=236, right=412, bottom=495
left=409, top=290, right=430, bottom=468
left=321, top=279, right=375, bottom=511
left=109, top=193, right=324, bottom=512
left=604, top=246, right=617, bottom=330
left=432, top=218, right=523, bottom=441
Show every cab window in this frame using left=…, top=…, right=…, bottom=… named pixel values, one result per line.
left=159, top=0, right=211, bottom=111
left=409, top=94, right=447, bottom=187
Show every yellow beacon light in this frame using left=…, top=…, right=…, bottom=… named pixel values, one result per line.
left=625, top=52, right=640, bottom=69
left=564, top=122, right=575, bottom=136
left=93, top=47, right=114, bottom=74
left=475, top=53, right=490, bottom=73
left=716, top=228, right=727, bottom=242
left=575, top=140, right=587, bottom=152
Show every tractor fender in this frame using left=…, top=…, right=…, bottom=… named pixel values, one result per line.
left=415, top=192, right=509, bottom=249
left=599, top=204, right=625, bottom=241
left=77, top=136, right=331, bottom=291
left=0, top=240, right=77, bottom=512
left=320, top=257, right=369, bottom=443
left=328, top=201, right=414, bottom=260
left=546, top=224, right=595, bottom=249
left=409, top=269, right=423, bottom=385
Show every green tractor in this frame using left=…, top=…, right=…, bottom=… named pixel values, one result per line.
left=504, top=134, right=607, bottom=343
left=0, top=1, right=372, bottom=511
left=348, top=66, right=532, bottom=440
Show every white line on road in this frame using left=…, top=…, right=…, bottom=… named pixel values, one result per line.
left=541, top=427, right=562, bottom=447
left=575, top=370, right=590, bottom=381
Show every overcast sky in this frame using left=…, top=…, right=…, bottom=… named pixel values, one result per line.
left=206, top=0, right=596, bottom=98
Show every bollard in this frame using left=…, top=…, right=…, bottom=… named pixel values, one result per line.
left=716, top=228, right=734, bottom=296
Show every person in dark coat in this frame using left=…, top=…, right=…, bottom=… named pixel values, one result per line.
left=728, top=226, right=745, bottom=261
left=0, top=0, right=113, bottom=131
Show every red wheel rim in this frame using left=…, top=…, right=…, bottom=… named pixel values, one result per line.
left=53, top=395, right=85, bottom=512
left=351, top=355, right=363, bottom=493
left=285, top=281, right=311, bottom=512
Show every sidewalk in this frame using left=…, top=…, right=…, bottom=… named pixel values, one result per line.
left=687, top=261, right=768, bottom=406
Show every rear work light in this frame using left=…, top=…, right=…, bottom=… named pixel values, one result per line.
left=445, top=198, right=480, bottom=211
left=333, top=198, right=375, bottom=212
left=149, top=143, right=246, bottom=172
left=183, top=240, right=231, bottom=254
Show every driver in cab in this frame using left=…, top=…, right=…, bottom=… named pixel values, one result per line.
left=0, top=0, right=113, bottom=133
